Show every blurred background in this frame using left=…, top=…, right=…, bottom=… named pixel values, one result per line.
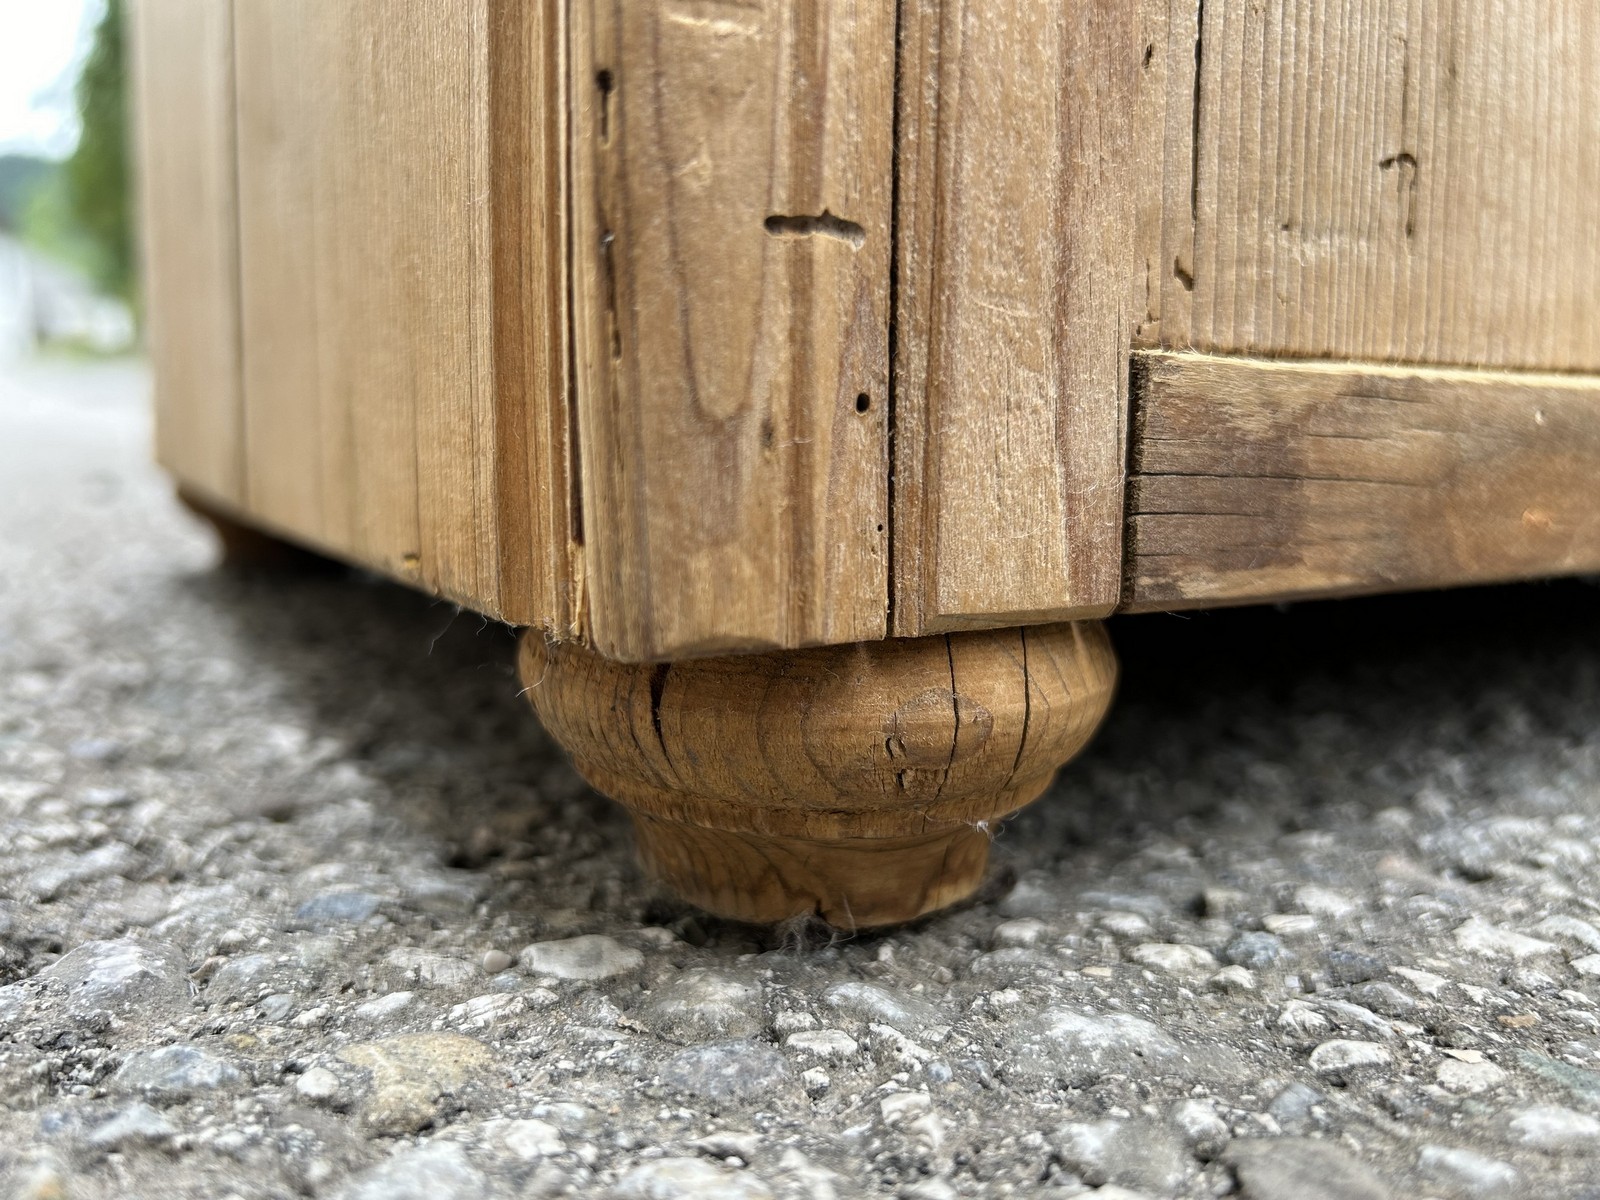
left=0, top=0, right=135, bottom=361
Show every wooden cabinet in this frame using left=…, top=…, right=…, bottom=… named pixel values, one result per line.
left=133, top=1, right=1600, bottom=926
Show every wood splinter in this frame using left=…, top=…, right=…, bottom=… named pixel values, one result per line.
left=519, top=623, right=1117, bottom=928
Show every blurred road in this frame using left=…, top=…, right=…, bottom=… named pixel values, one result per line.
left=3, top=354, right=1600, bottom=1199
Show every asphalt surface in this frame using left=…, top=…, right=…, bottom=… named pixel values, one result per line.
left=3, top=353, right=1600, bottom=1199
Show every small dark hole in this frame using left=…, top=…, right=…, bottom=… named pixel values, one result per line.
left=595, top=69, right=614, bottom=95
left=855, top=393, right=871, bottom=413
left=1143, top=43, right=1154, bottom=69
left=876, top=524, right=884, bottom=532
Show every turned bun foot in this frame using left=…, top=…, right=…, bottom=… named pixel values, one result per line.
left=177, top=487, right=332, bottom=572
left=519, top=623, right=1117, bottom=928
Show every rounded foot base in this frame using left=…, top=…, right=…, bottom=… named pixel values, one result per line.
left=520, top=622, right=1117, bottom=928
left=177, top=487, right=333, bottom=573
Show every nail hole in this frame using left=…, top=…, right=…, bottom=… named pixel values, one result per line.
left=855, top=393, right=871, bottom=413
left=596, top=69, right=614, bottom=143
left=763, top=211, right=866, bottom=249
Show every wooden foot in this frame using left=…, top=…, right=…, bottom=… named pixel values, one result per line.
left=176, top=487, right=332, bottom=572
left=519, top=623, right=1117, bottom=928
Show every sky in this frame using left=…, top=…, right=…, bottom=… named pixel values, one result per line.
left=0, top=0, right=99, bottom=158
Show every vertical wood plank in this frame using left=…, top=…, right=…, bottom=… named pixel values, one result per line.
left=570, top=0, right=894, bottom=662
left=893, top=0, right=1145, bottom=635
left=131, top=0, right=245, bottom=506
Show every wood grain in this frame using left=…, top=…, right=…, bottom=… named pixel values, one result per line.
left=223, top=0, right=574, bottom=626
left=130, top=0, right=244, bottom=507
left=1153, top=0, right=1600, bottom=371
left=569, top=0, right=894, bottom=661
left=1124, top=351, right=1600, bottom=612
left=520, top=621, right=1117, bottom=926
left=891, top=0, right=1149, bottom=636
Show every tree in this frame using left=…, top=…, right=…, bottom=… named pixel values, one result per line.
left=65, top=0, right=133, bottom=307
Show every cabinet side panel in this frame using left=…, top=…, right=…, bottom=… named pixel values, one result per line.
left=892, top=1, right=1147, bottom=635
left=1164, top=0, right=1600, bottom=371
left=571, top=1, right=894, bottom=662
left=132, top=0, right=245, bottom=505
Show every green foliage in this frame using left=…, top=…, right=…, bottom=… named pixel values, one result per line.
left=0, top=154, right=57, bottom=233
left=64, top=0, right=133, bottom=306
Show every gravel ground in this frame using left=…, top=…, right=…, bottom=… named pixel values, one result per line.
left=4, top=355, right=1600, bottom=1199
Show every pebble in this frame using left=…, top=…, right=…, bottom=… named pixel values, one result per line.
left=1266, top=1083, right=1327, bottom=1135
left=1416, top=1145, right=1518, bottom=1195
left=1294, top=885, right=1358, bottom=920
left=1277, top=1000, right=1332, bottom=1038
left=1344, top=981, right=1415, bottom=1016
left=641, top=969, right=763, bottom=1039
left=661, top=1041, right=791, bottom=1104
left=1130, top=943, right=1218, bottom=974
left=1435, top=1057, right=1506, bottom=1094
left=1570, top=953, right=1600, bottom=977
left=1007, top=1008, right=1183, bottom=1087
left=784, top=1029, right=859, bottom=1061
left=991, top=918, right=1050, bottom=948
left=447, top=992, right=527, bottom=1030
left=502, top=1118, right=565, bottom=1160
left=384, top=948, right=477, bottom=990
left=37, top=937, right=191, bottom=1022
left=1309, top=1039, right=1393, bottom=1078
left=1209, top=965, right=1255, bottom=993
left=519, top=935, right=643, bottom=982
left=1531, top=914, right=1600, bottom=952
left=206, top=953, right=275, bottom=1003
left=1223, top=1137, right=1392, bottom=1200
left=1169, top=1099, right=1230, bottom=1160
left=480, top=949, right=514, bottom=974
left=1050, top=1118, right=1187, bottom=1193
left=1453, top=918, right=1556, bottom=960
left=819, top=981, right=941, bottom=1031
left=1323, top=950, right=1385, bottom=986
left=337, top=1033, right=499, bottom=1135
left=1507, top=1104, right=1600, bottom=1151
left=353, top=991, right=414, bottom=1021
left=84, top=1102, right=176, bottom=1150
left=1261, top=914, right=1318, bottom=937
left=112, top=1044, right=244, bottom=1101
left=291, top=891, right=382, bottom=929
left=1224, top=932, right=1288, bottom=969
left=294, top=1066, right=342, bottom=1104
left=612, top=1157, right=774, bottom=1200
left=334, top=1142, right=488, bottom=1200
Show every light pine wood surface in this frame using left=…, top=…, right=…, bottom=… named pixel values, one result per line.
left=1125, top=351, right=1600, bottom=611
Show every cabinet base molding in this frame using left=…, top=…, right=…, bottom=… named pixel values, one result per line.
left=518, top=623, right=1117, bottom=927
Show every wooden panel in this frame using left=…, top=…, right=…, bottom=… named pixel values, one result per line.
left=1124, top=352, right=1600, bottom=612
left=570, top=0, right=894, bottom=662
left=1157, top=0, right=1600, bottom=371
left=892, top=0, right=1147, bottom=635
left=228, top=0, right=574, bottom=627
left=131, top=0, right=244, bottom=505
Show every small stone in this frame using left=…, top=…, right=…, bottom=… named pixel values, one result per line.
left=1531, top=914, right=1600, bottom=952
left=1436, top=1058, right=1506, bottom=1095
left=1170, top=1098, right=1230, bottom=1160
left=447, top=992, right=527, bottom=1030
left=641, top=969, right=762, bottom=1039
left=502, top=1117, right=564, bottom=1160
left=1098, top=911, right=1154, bottom=939
left=819, top=981, right=941, bottom=1031
left=353, top=991, right=414, bottom=1021
left=259, top=992, right=295, bottom=1022
left=334, top=1142, right=488, bottom=1200
left=661, top=1041, right=791, bottom=1104
left=1417, top=1145, right=1518, bottom=1195
left=37, top=937, right=191, bottom=1021
left=113, top=1044, right=243, bottom=1102
left=879, top=1091, right=932, bottom=1124
left=204, top=960, right=273, bottom=1004
left=1131, top=943, right=1218, bottom=974
left=1007, top=1008, right=1184, bottom=1088
left=1453, top=918, right=1556, bottom=960
left=613, top=1157, right=774, bottom=1200
left=1224, top=932, right=1288, bottom=969
left=295, top=1066, right=342, bottom=1104
left=785, top=1029, right=859, bottom=1061
left=1570, top=954, right=1600, bottom=977
left=291, top=891, right=382, bottom=929
left=384, top=948, right=477, bottom=990
left=801, top=1067, right=829, bottom=1096
left=1224, top=1138, right=1391, bottom=1200
left=1050, top=1118, right=1187, bottom=1194
left=1507, top=1104, right=1600, bottom=1151
left=1266, top=1083, right=1327, bottom=1135
left=84, top=1102, right=175, bottom=1150
left=1344, top=982, right=1415, bottom=1017
left=1277, top=1000, right=1332, bottom=1038
left=1209, top=965, right=1255, bottom=993
left=480, top=949, right=514, bottom=975
left=1308, top=1039, right=1393, bottom=1078
left=1392, top=966, right=1450, bottom=997
left=338, top=1032, right=500, bottom=1135
left=1261, top=914, right=1318, bottom=937
left=991, top=918, right=1050, bottom=948
left=1294, top=886, right=1357, bottom=920
left=690, top=1131, right=764, bottom=1161
left=519, top=935, right=643, bottom=982
left=1323, top=950, right=1386, bottom=986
